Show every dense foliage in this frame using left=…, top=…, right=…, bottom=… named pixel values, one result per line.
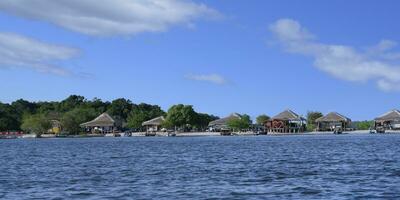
left=353, top=121, right=374, bottom=130
left=0, top=95, right=220, bottom=134
left=256, top=114, right=270, bottom=125
left=306, top=111, right=323, bottom=131
left=227, top=114, right=252, bottom=132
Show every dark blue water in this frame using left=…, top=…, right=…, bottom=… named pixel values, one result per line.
left=1, top=134, right=400, bottom=199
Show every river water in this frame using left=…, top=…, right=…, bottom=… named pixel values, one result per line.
left=1, top=134, right=400, bottom=199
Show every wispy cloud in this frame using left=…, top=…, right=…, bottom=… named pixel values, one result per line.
left=270, top=18, right=400, bottom=92
left=0, top=0, right=220, bottom=36
left=0, top=32, right=79, bottom=76
left=185, top=73, right=227, bottom=85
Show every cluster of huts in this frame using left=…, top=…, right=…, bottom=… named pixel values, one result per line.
left=77, top=109, right=400, bottom=135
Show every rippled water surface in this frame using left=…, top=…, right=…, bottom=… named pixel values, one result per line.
left=1, top=134, right=400, bottom=199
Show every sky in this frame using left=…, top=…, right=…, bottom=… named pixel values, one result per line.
left=0, top=0, right=400, bottom=120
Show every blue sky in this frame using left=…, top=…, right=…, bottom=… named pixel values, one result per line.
left=0, top=0, right=400, bottom=120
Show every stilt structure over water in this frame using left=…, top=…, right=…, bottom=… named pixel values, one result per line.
left=316, top=112, right=351, bottom=132
left=142, top=116, right=165, bottom=133
left=374, top=110, right=400, bottom=133
left=265, top=110, right=306, bottom=133
left=80, top=113, right=117, bottom=134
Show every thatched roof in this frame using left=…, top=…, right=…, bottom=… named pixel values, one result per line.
left=142, top=116, right=165, bottom=126
left=209, top=113, right=241, bottom=126
left=80, top=113, right=115, bottom=127
left=375, top=110, right=400, bottom=121
left=272, top=110, right=304, bottom=121
left=316, top=112, right=351, bottom=122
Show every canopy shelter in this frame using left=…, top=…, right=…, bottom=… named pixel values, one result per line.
left=142, top=116, right=165, bottom=133
left=208, top=113, right=241, bottom=131
left=80, top=113, right=117, bottom=134
left=266, top=110, right=306, bottom=133
left=374, top=110, right=400, bottom=131
left=316, top=112, right=351, bottom=132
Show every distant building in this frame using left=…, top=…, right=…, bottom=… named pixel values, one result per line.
left=142, top=116, right=165, bottom=133
left=48, top=120, right=62, bottom=134
left=208, top=113, right=241, bottom=131
left=80, top=113, right=117, bottom=134
left=266, top=110, right=306, bottom=133
left=374, top=110, right=400, bottom=131
left=316, top=112, right=352, bottom=132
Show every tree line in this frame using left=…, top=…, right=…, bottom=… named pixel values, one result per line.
left=0, top=95, right=219, bottom=134
left=0, top=96, right=374, bottom=134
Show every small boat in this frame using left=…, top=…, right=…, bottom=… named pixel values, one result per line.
left=220, top=129, right=232, bottom=136
left=21, top=134, right=38, bottom=138
left=105, top=133, right=115, bottom=137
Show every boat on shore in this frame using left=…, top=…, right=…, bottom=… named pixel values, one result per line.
left=21, top=134, right=38, bottom=139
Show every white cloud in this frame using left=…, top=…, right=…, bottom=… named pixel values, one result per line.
left=185, top=73, right=227, bottom=85
left=270, top=18, right=400, bottom=92
left=0, top=0, right=220, bottom=36
left=0, top=32, right=79, bottom=75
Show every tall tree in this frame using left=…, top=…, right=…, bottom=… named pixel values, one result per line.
left=126, top=103, right=165, bottom=130
left=194, top=113, right=219, bottom=130
left=58, top=95, right=85, bottom=112
left=21, top=114, right=51, bottom=135
left=0, top=103, right=20, bottom=131
left=164, top=104, right=197, bottom=129
left=61, top=107, right=99, bottom=135
left=307, top=111, right=323, bottom=131
left=256, top=114, right=270, bottom=125
left=227, top=114, right=252, bottom=132
left=107, top=98, right=133, bottom=121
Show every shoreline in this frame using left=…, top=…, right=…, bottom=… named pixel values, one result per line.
left=7, top=130, right=400, bottom=140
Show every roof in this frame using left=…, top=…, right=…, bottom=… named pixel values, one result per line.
left=316, top=112, right=351, bottom=122
left=375, top=110, right=400, bottom=121
left=80, top=113, right=115, bottom=127
left=272, top=110, right=305, bottom=121
left=142, top=116, right=165, bottom=126
left=208, top=113, right=241, bottom=126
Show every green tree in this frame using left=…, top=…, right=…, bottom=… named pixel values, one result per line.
left=58, top=95, right=85, bottom=112
left=107, top=98, right=133, bottom=121
left=61, top=107, right=99, bottom=134
left=256, top=114, right=270, bottom=125
left=126, top=103, right=165, bottom=130
left=164, top=104, right=197, bottom=130
left=353, top=121, right=374, bottom=130
left=227, top=114, right=252, bottom=132
left=21, top=114, right=51, bottom=135
left=194, top=113, right=219, bottom=130
left=306, top=111, right=323, bottom=131
left=0, top=103, right=20, bottom=131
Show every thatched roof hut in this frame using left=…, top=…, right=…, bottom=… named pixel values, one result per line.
left=272, top=110, right=305, bottom=121
left=374, top=110, right=400, bottom=131
left=267, top=110, right=306, bottom=133
left=316, top=112, right=351, bottom=132
left=316, top=112, right=351, bottom=123
left=80, top=113, right=115, bottom=127
left=142, top=116, right=165, bottom=133
left=142, top=116, right=165, bottom=126
left=208, top=113, right=241, bottom=130
left=375, top=110, right=400, bottom=122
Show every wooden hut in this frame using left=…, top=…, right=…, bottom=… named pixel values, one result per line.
left=266, top=110, right=306, bottom=133
left=374, top=110, right=400, bottom=132
left=208, top=113, right=241, bottom=131
left=316, top=112, right=351, bottom=132
left=142, top=116, right=165, bottom=133
left=80, top=113, right=117, bottom=134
